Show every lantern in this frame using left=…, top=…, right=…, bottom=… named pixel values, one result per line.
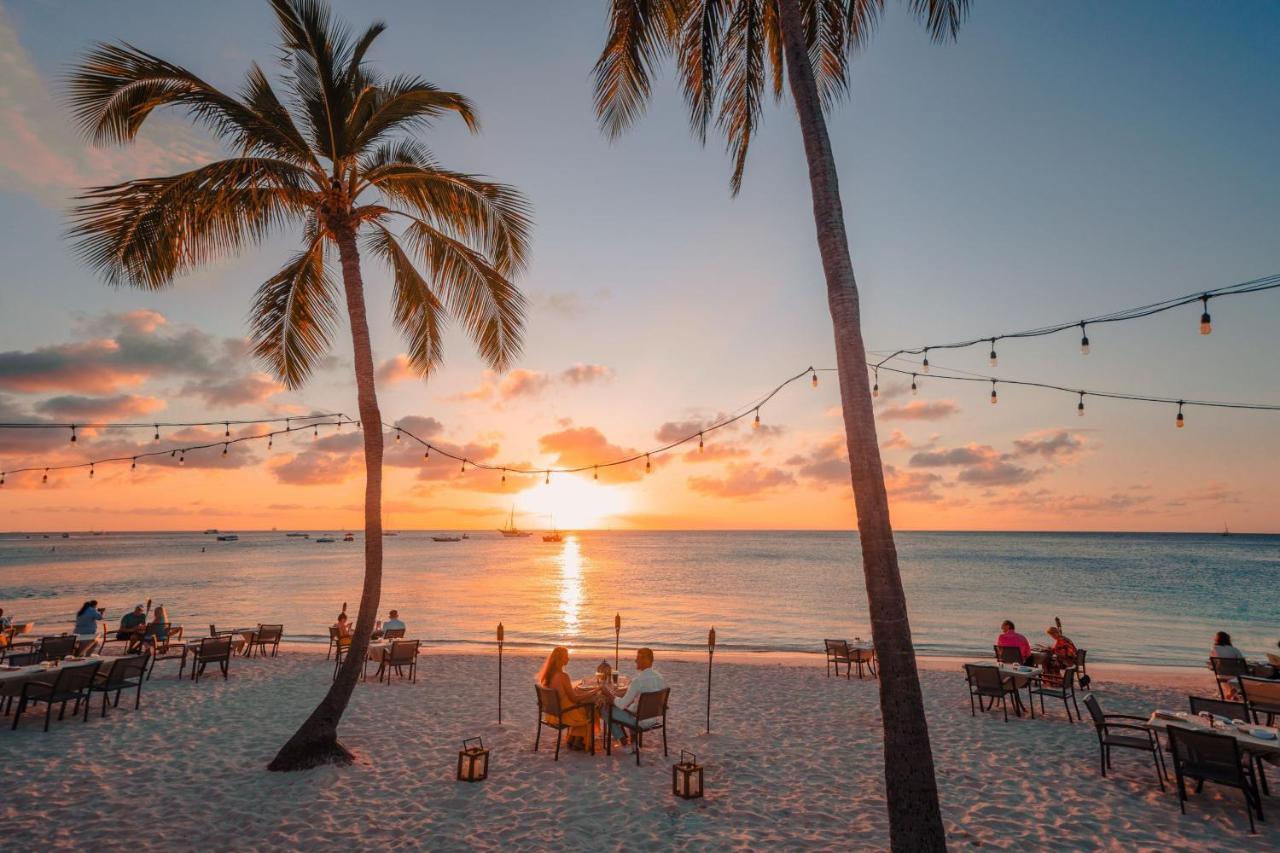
left=672, top=750, right=704, bottom=799
left=457, top=737, right=489, bottom=782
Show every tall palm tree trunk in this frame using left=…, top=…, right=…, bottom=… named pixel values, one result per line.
left=776, top=0, right=945, bottom=847
left=269, top=220, right=384, bottom=771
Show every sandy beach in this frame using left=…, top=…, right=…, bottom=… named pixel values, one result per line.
left=2, top=644, right=1275, bottom=851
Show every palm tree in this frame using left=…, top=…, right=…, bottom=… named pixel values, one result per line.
left=595, top=0, right=965, bottom=848
left=67, top=0, right=530, bottom=770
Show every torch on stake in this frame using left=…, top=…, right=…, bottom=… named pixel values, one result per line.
left=614, top=612, right=621, bottom=671
left=497, top=622, right=505, bottom=725
left=706, top=627, right=716, bottom=734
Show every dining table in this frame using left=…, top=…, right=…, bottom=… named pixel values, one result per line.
left=0, top=658, right=102, bottom=699
left=1146, top=710, right=1280, bottom=761
left=969, top=661, right=1043, bottom=717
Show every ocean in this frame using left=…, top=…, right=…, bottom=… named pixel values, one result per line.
left=1, top=530, right=1276, bottom=667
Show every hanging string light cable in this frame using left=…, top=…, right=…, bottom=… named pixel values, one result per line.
left=872, top=272, right=1280, bottom=369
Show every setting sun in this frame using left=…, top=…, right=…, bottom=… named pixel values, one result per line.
left=516, top=475, right=630, bottom=530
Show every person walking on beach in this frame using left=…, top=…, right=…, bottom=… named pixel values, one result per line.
left=996, top=621, right=1031, bottom=665
left=73, top=600, right=105, bottom=655
left=609, top=648, right=666, bottom=744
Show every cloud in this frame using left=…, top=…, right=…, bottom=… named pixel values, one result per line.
left=537, top=426, right=648, bottom=483
left=884, top=465, right=945, bottom=503
left=881, top=430, right=913, bottom=451
left=682, top=442, right=749, bottom=463
left=956, top=460, right=1038, bottom=486
left=1011, top=430, right=1087, bottom=460
left=531, top=289, right=611, bottom=318
left=560, top=363, right=614, bottom=385
left=272, top=451, right=363, bottom=485
left=180, top=373, right=283, bottom=407
left=0, top=8, right=216, bottom=208
left=878, top=400, right=960, bottom=422
left=988, top=488, right=1155, bottom=515
left=376, top=354, right=417, bottom=385
left=33, top=394, right=165, bottom=421
left=909, top=444, right=998, bottom=468
left=688, top=462, right=796, bottom=501
left=498, top=369, right=550, bottom=400
left=787, top=436, right=850, bottom=486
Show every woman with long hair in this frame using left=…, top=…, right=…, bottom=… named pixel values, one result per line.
left=73, top=599, right=105, bottom=656
left=141, top=605, right=169, bottom=655
left=537, top=646, right=596, bottom=751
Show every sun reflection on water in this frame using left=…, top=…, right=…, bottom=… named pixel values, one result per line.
left=558, top=535, right=584, bottom=636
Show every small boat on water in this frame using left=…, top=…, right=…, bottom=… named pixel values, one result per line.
left=216, top=534, right=239, bottom=542
left=286, top=532, right=309, bottom=538
left=343, top=533, right=354, bottom=542
left=498, top=506, right=532, bottom=538
left=432, top=535, right=462, bottom=542
left=542, top=516, right=562, bottom=543
left=383, top=532, right=399, bottom=537
left=203, top=529, right=219, bottom=535
left=316, top=536, right=336, bottom=543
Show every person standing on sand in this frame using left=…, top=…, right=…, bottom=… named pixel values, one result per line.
left=609, top=648, right=666, bottom=744
left=996, top=621, right=1032, bottom=665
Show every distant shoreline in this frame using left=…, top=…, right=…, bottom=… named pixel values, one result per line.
left=2, top=528, right=1276, bottom=536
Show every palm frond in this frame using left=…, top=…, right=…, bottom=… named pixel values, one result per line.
left=248, top=231, right=340, bottom=388
left=905, top=0, right=968, bottom=42
left=400, top=217, right=526, bottom=371
left=68, top=42, right=318, bottom=167
left=761, top=0, right=784, bottom=102
left=364, top=224, right=446, bottom=378
left=677, top=0, right=728, bottom=142
left=344, top=21, right=388, bottom=85
left=69, top=158, right=314, bottom=290
left=594, top=0, right=684, bottom=139
left=347, top=76, right=478, bottom=154
left=270, top=0, right=354, bottom=163
left=717, top=0, right=767, bottom=195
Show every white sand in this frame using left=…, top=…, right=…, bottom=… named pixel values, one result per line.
left=1, top=645, right=1276, bottom=850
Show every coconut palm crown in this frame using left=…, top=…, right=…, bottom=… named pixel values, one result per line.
left=68, top=0, right=530, bottom=385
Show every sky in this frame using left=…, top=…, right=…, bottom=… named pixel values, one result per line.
left=0, top=0, right=1277, bottom=532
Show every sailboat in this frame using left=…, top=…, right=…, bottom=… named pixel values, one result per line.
left=1222, top=523, right=1230, bottom=537
left=542, top=514, right=562, bottom=543
left=498, top=506, right=532, bottom=538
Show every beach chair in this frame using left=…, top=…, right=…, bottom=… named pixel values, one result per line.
left=38, top=634, right=78, bottom=662
left=376, top=640, right=420, bottom=683
left=534, top=684, right=596, bottom=760
left=1083, top=695, right=1165, bottom=790
left=11, top=661, right=102, bottom=732
left=994, top=645, right=1023, bottom=665
left=1238, top=676, right=1280, bottom=726
left=248, top=624, right=283, bottom=658
left=326, top=626, right=340, bottom=660
left=964, top=664, right=1020, bottom=722
left=87, top=654, right=149, bottom=717
left=332, top=636, right=353, bottom=681
left=852, top=646, right=877, bottom=679
left=824, top=640, right=852, bottom=678
left=1028, top=666, right=1081, bottom=722
left=1075, top=649, right=1090, bottom=688
left=1210, top=656, right=1250, bottom=700
left=1166, top=725, right=1264, bottom=834
left=191, top=636, right=233, bottom=683
left=1189, top=695, right=1274, bottom=797
left=97, top=621, right=137, bottom=657
left=145, top=627, right=188, bottom=680
left=607, top=689, right=670, bottom=766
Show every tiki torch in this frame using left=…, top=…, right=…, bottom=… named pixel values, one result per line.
left=497, top=622, right=505, bottom=725
left=706, top=627, right=716, bottom=734
left=614, top=612, right=621, bottom=671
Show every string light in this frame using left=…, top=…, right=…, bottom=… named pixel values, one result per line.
left=544, top=470, right=550, bottom=485
left=501, top=469, right=506, bottom=485
left=1079, top=323, right=1090, bottom=355
left=42, top=468, right=48, bottom=484
left=154, top=425, right=160, bottom=441
left=1, top=473, right=5, bottom=487
left=423, top=446, right=430, bottom=459
left=268, top=434, right=273, bottom=450
left=698, top=432, right=704, bottom=452
left=131, top=457, right=137, bottom=470
left=88, top=463, right=94, bottom=479
left=70, top=425, right=77, bottom=444
left=1176, top=401, right=1185, bottom=429
left=395, top=428, right=401, bottom=441
left=1077, top=392, right=1085, bottom=417
left=872, top=369, right=879, bottom=398
left=593, top=466, right=599, bottom=480
left=922, top=348, right=930, bottom=373
left=988, top=339, right=998, bottom=368
left=752, top=409, right=761, bottom=430
left=910, top=374, right=918, bottom=396
left=222, top=443, right=229, bottom=457
left=460, top=460, right=466, bottom=473
left=990, top=380, right=998, bottom=405
left=645, top=454, right=652, bottom=473
left=224, top=422, right=230, bottom=437
left=1199, top=295, right=1212, bottom=335
left=811, top=369, right=819, bottom=388
left=313, top=424, right=318, bottom=439
left=179, top=452, right=185, bottom=465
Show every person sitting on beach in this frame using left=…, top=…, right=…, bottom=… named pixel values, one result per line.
left=73, top=600, right=106, bottom=655
left=1039, top=626, right=1078, bottom=687
left=117, top=604, right=147, bottom=642
left=996, top=621, right=1031, bottom=665
left=0, top=607, right=12, bottom=631
left=382, top=610, right=406, bottom=634
left=537, top=646, right=597, bottom=752
left=1210, top=630, right=1249, bottom=697
left=140, top=606, right=170, bottom=654
left=609, top=648, right=666, bottom=745
left=333, top=612, right=353, bottom=640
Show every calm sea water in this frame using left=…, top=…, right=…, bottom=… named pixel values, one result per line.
left=0, top=531, right=1276, bottom=666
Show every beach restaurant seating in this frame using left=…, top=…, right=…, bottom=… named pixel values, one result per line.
left=146, top=628, right=188, bottom=680
left=326, top=626, right=340, bottom=660
left=607, top=688, right=670, bottom=766
left=1188, top=696, right=1274, bottom=797
left=1027, top=666, right=1081, bottom=722
left=382, top=628, right=406, bottom=639
left=375, top=639, right=420, bottom=683
left=1075, top=649, right=1090, bottom=688
left=191, top=636, right=233, bottom=683
left=87, top=654, right=149, bottom=718
left=332, top=636, right=353, bottom=682
left=209, top=625, right=249, bottom=655
left=534, top=684, right=597, bottom=761
left=1083, top=695, right=1166, bottom=790
left=247, top=624, right=283, bottom=658
left=824, top=640, right=853, bottom=678
left=963, top=664, right=1021, bottom=722
left=38, top=634, right=79, bottom=662
left=11, top=661, right=102, bottom=732
left=1238, top=676, right=1280, bottom=726
left=1166, top=725, right=1264, bottom=834
left=994, top=645, right=1023, bottom=665
left=1210, top=656, right=1250, bottom=700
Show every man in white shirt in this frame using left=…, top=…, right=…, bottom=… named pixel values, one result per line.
left=609, top=647, right=665, bottom=741
left=382, top=610, right=406, bottom=634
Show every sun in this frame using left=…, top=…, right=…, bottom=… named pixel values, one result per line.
left=518, top=475, right=629, bottom=529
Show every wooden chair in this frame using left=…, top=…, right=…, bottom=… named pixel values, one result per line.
left=1189, top=695, right=1273, bottom=797
left=1083, top=695, right=1165, bottom=790
left=607, top=688, right=670, bottom=765
left=11, top=661, right=102, bottom=731
left=534, top=684, right=596, bottom=760
left=964, top=664, right=1021, bottom=722
left=382, top=628, right=406, bottom=639
left=1075, top=649, right=1090, bottom=688
left=210, top=624, right=249, bottom=655
left=376, top=640, right=420, bottom=683
left=1238, top=676, right=1280, bottom=726
left=1210, top=656, right=1250, bottom=700
left=1167, top=725, right=1264, bottom=834
left=145, top=627, right=189, bottom=680
left=994, top=644, right=1023, bottom=665
left=88, top=654, right=149, bottom=717
left=851, top=646, right=877, bottom=679
left=824, top=639, right=852, bottom=678
left=332, top=635, right=353, bottom=681
left=326, top=626, right=340, bottom=660
left=98, top=620, right=140, bottom=657
left=1028, top=666, right=1081, bottom=722
left=191, top=636, right=233, bottom=683
left=247, top=624, right=283, bottom=658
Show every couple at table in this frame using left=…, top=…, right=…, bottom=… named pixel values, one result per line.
left=537, top=646, right=665, bottom=752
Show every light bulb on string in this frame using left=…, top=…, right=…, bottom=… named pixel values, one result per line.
left=990, top=380, right=998, bottom=405
left=153, top=425, right=160, bottom=442
left=313, top=424, right=318, bottom=439
left=1176, top=401, right=1185, bottom=429
left=922, top=349, right=930, bottom=374
left=753, top=409, right=761, bottom=430
left=501, top=469, right=506, bottom=486
left=460, top=460, right=466, bottom=474
left=395, top=428, right=401, bottom=442
left=1, top=473, right=5, bottom=487
left=70, top=425, right=76, bottom=444
left=645, top=454, right=652, bottom=474
left=811, top=369, right=818, bottom=388
left=423, top=446, right=430, bottom=460
left=268, top=434, right=274, bottom=450
left=42, top=468, right=48, bottom=484
left=179, top=452, right=185, bottom=466
left=89, top=463, right=94, bottom=479
left=1077, top=392, right=1085, bottom=417
left=285, top=418, right=291, bottom=433
left=224, top=422, right=230, bottom=437
left=910, top=374, right=918, bottom=396
left=988, top=339, right=998, bottom=368
left=1079, top=323, right=1090, bottom=355
left=698, top=432, right=704, bottom=452
left=1199, top=295, right=1212, bottom=335
left=130, top=458, right=137, bottom=471
left=593, top=466, right=599, bottom=481
left=222, top=443, right=229, bottom=457
left=545, top=470, right=550, bottom=485
left=872, top=369, right=879, bottom=398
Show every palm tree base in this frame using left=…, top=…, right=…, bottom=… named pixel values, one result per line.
left=267, top=731, right=355, bottom=771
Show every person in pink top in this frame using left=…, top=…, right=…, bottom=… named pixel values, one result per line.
left=996, top=620, right=1031, bottom=664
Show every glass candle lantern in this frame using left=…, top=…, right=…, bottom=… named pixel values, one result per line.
left=672, top=750, right=704, bottom=799
left=457, top=737, right=489, bottom=782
